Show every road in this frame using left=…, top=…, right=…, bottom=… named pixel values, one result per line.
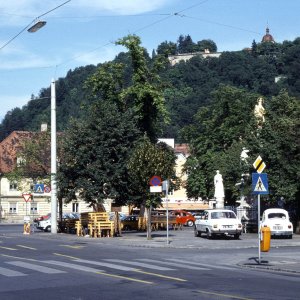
left=0, top=225, right=300, bottom=300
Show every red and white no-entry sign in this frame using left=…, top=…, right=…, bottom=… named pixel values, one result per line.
left=22, top=193, right=32, bottom=202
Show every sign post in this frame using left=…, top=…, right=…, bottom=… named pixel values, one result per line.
left=163, top=180, right=170, bottom=244
left=252, top=156, right=268, bottom=264
left=22, top=193, right=32, bottom=235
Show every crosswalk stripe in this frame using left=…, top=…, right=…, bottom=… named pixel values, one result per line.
left=136, top=259, right=209, bottom=270
left=0, top=246, right=17, bottom=251
left=16, top=245, right=37, bottom=250
left=74, top=259, right=138, bottom=272
left=166, top=258, right=235, bottom=270
left=104, top=259, right=175, bottom=271
left=59, top=245, right=86, bottom=249
left=42, top=260, right=105, bottom=273
left=0, top=266, right=26, bottom=277
left=6, top=261, right=66, bottom=274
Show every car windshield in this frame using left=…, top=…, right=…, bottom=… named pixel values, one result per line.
left=211, top=211, right=236, bottom=219
left=268, top=213, right=286, bottom=219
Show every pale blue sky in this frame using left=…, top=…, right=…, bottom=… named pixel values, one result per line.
left=0, top=0, right=298, bottom=120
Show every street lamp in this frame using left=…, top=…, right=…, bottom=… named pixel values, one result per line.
left=27, top=20, right=47, bottom=33
left=50, top=79, right=57, bottom=234
left=27, top=20, right=57, bottom=234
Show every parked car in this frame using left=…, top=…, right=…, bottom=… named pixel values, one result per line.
left=121, top=215, right=139, bottom=231
left=33, top=213, right=50, bottom=223
left=261, top=208, right=293, bottom=239
left=109, top=212, right=127, bottom=221
left=194, top=209, right=243, bottom=239
left=170, top=210, right=196, bottom=227
left=36, top=212, right=79, bottom=232
left=36, top=216, right=52, bottom=232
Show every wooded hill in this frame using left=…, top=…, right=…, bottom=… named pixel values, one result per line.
left=1, top=34, right=300, bottom=142
left=1, top=34, right=299, bottom=208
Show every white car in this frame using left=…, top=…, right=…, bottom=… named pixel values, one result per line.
left=261, top=208, right=293, bottom=239
left=194, top=209, right=243, bottom=239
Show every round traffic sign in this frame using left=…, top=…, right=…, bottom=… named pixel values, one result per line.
left=44, top=186, right=51, bottom=193
left=150, top=175, right=162, bottom=186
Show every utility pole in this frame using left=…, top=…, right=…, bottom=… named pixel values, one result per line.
left=51, top=79, right=57, bottom=234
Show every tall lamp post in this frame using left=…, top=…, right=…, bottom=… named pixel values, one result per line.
left=50, top=79, right=57, bottom=234
left=26, top=21, right=57, bottom=234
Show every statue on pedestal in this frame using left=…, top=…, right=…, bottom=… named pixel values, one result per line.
left=214, top=170, right=225, bottom=209
left=254, top=97, right=266, bottom=127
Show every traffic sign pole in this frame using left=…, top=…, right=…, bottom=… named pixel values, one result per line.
left=165, top=180, right=169, bottom=244
left=258, top=194, right=261, bottom=264
left=253, top=155, right=268, bottom=264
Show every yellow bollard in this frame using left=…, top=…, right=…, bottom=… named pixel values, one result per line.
left=261, top=226, right=271, bottom=252
left=23, top=216, right=31, bottom=235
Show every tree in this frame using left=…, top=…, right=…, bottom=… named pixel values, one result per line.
left=157, top=41, right=177, bottom=56
left=177, top=34, right=196, bottom=54
left=127, top=136, right=179, bottom=239
left=258, top=90, right=300, bottom=205
left=116, top=35, right=169, bottom=142
left=59, top=100, right=140, bottom=210
left=182, top=85, right=260, bottom=203
left=195, top=39, right=217, bottom=52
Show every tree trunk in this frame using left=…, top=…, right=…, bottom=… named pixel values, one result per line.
left=146, top=205, right=152, bottom=240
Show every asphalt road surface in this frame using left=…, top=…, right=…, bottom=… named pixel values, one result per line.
left=0, top=225, right=300, bottom=300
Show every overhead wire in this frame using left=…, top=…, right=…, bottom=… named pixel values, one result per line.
left=55, top=1, right=211, bottom=68
left=2, top=0, right=263, bottom=74
left=182, top=14, right=261, bottom=36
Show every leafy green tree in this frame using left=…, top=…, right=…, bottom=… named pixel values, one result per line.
left=157, top=41, right=177, bottom=56
left=59, top=100, right=140, bottom=210
left=182, top=85, right=259, bottom=203
left=177, top=34, right=196, bottom=53
left=127, top=136, right=179, bottom=239
left=195, top=39, right=217, bottom=52
left=116, top=35, right=169, bottom=142
left=183, top=85, right=300, bottom=209
left=258, top=90, right=300, bottom=205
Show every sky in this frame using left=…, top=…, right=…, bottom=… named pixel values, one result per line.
left=0, top=0, right=299, bottom=121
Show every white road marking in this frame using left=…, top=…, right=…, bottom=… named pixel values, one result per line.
left=74, top=259, right=138, bottom=272
left=104, top=259, right=175, bottom=271
left=42, top=260, right=105, bottom=273
left=166, top=258, right=236, bottom=270
left=0, top=266, right=26, bottom=277
left=136, top=258, right=209, bottom=270
left=6, top=261, right=66, bottom=274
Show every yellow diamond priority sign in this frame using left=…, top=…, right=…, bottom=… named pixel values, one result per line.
left=253, top=155, right=266, bottom=174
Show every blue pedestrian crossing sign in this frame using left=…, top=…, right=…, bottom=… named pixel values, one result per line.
left=34, top=184, right=44, bottom=194
left=252, top=173, right=268, bottom=195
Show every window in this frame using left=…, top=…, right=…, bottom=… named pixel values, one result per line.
left=9, top=203, right=17, bottom=214
left=30, top=203, right=38, bottom=215
left=268, top=213, right=286, bottom=219
left=9, top=182, right=18, bottom=191
left=72, top=202, right=79, bottom=213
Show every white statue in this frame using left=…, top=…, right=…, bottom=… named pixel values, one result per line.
left=214, top=170, right=225, bottom=208
left=240, top=147, right=249, bottom=164
left=254, top=97, right=266, bottom=126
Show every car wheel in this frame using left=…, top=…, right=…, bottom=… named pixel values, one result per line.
left=187, top=220, right=194, bottom=227
left=206, top=228, right=212, bottom=239
left=194, top=228, right=201, bottom=237
left=234, top=234, right=240, bottom=240
left=44, top=225, right=51, bottom=232
left=123, top=225, right=131, bottom=231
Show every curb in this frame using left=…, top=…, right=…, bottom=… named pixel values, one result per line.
left=237, top=263, right=300, bottom=274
